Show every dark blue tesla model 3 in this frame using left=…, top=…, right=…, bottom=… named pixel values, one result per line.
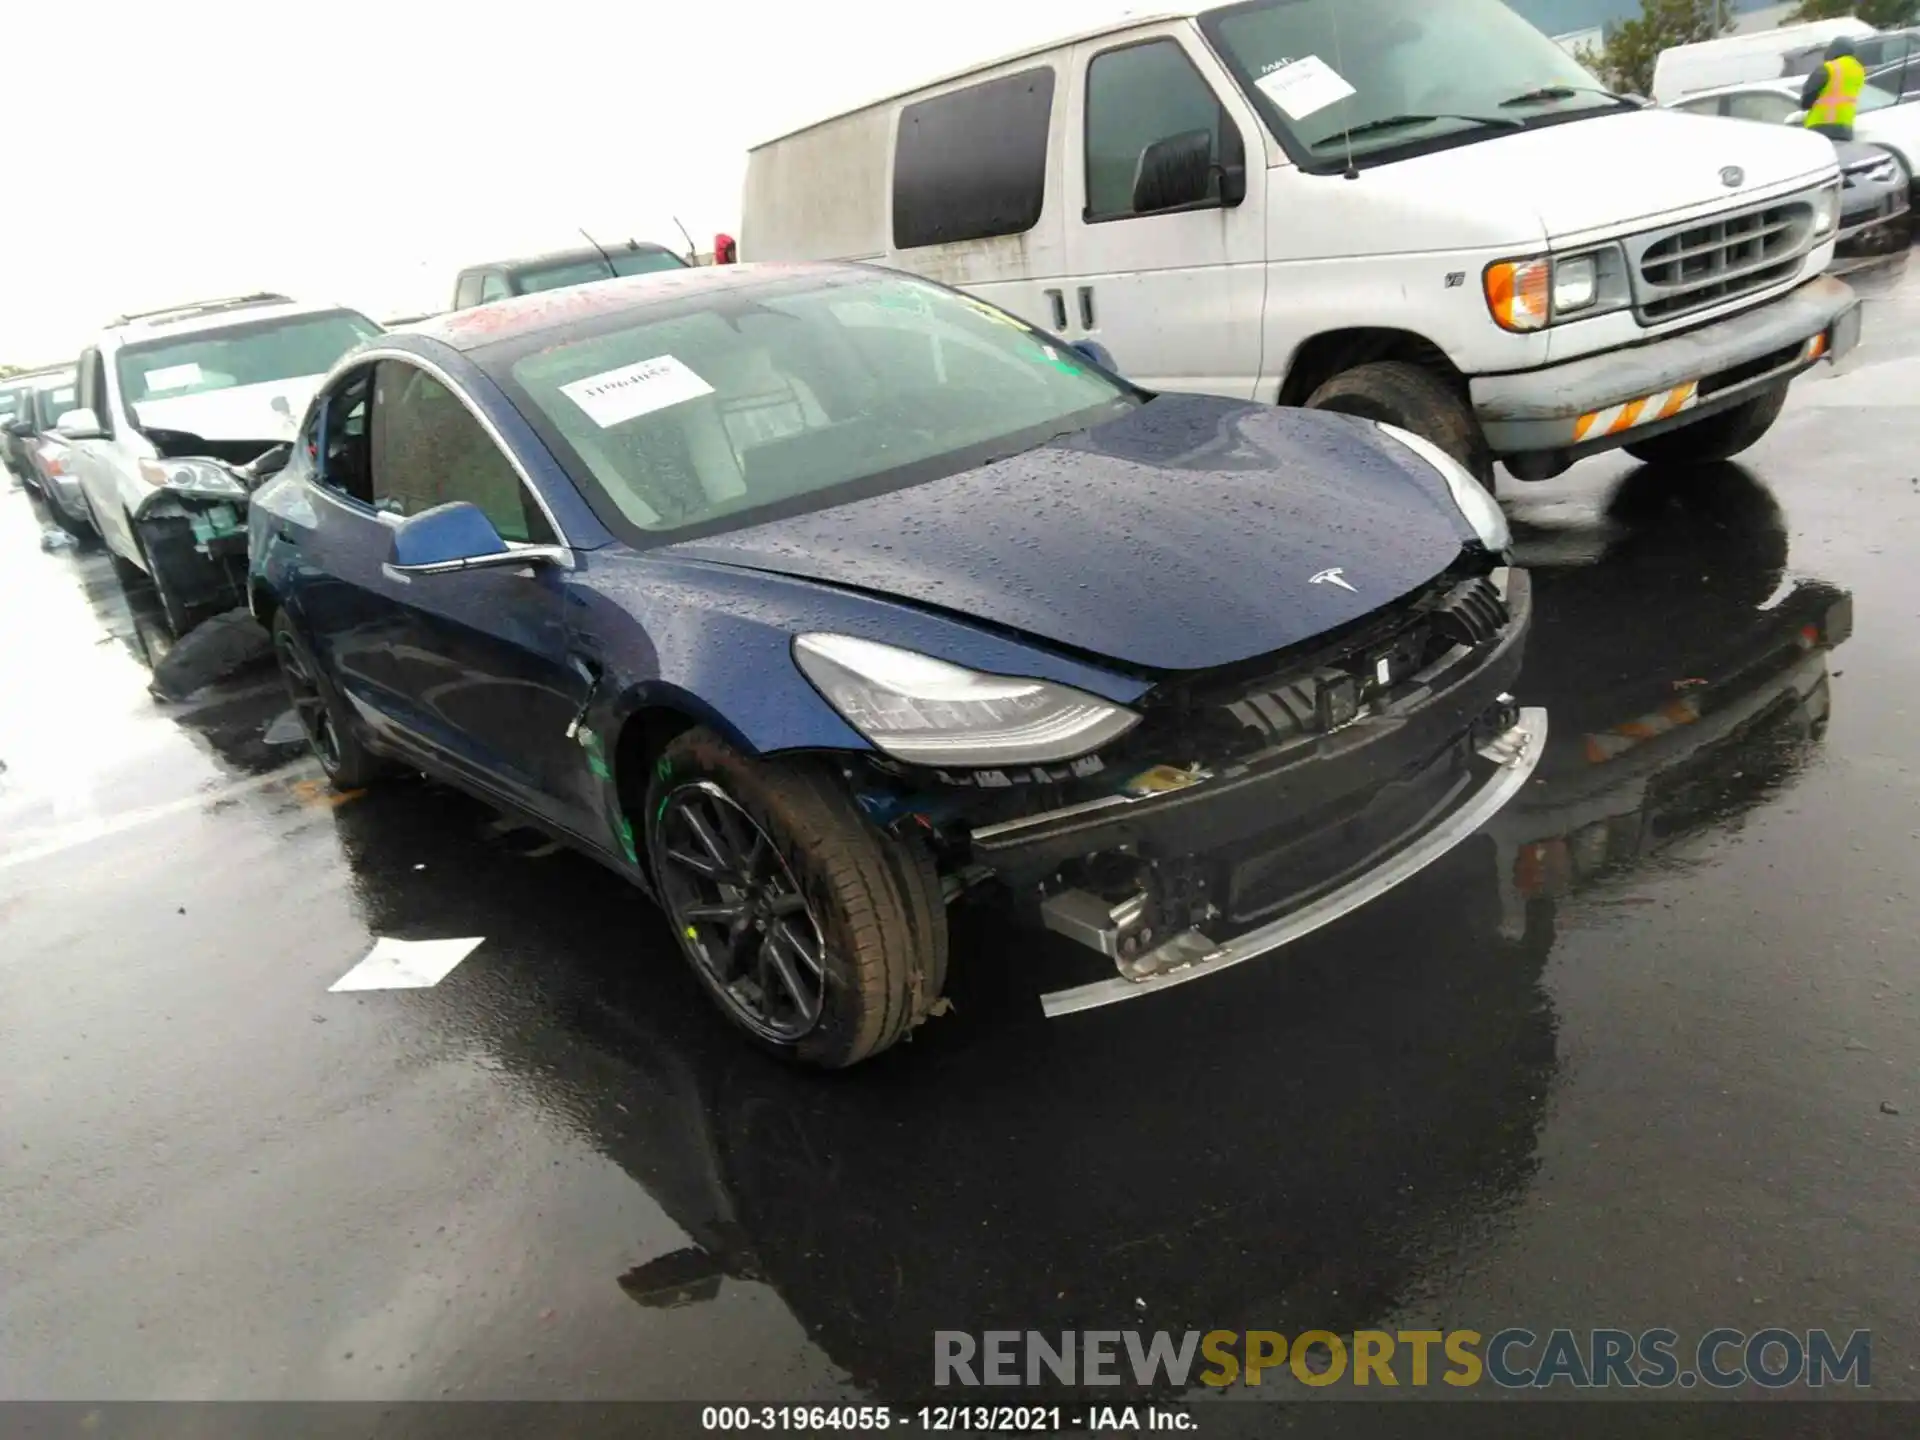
left=249, top=263, right=1545, bottom=1066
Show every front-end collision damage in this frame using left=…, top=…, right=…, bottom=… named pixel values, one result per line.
left=135, top=444, right=290, bottom=622
left=134, top=490, right=251, bottom=616
left=830, top=562, right=1544, bottom=1012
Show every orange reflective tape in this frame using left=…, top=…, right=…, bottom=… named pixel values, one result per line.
left=1656, top=384, right=1694, bottom=420
left=1613, top=397, right=1649, bottom=434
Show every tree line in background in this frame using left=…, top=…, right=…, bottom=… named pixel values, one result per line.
left=1577, top=0, right=1917, bottom=96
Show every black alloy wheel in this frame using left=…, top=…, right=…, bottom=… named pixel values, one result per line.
left=275, top=623, right=342, bottom=774
left=654, top=780, right=830, bottom=1044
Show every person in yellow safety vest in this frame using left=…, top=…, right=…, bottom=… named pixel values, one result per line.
left=1800, top=37, right=1867, bottom=141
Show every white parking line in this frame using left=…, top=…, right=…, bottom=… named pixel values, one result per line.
left=329, top=937, right=485, bottom=992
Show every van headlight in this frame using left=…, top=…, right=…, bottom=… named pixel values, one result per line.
left=793, top=634, right=1140, bottom=767
left=1485, top=245, right=1629, bottom=329
left=1375, top=423, right=1511, bottom=553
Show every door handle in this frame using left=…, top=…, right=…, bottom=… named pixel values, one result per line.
left=1045, top=288, right=1068, bottom=331
left=1078, top=286, right=1096, bottom=330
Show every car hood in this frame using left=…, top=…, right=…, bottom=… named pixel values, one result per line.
left=661, top=396, right=1474, bottom=674
left=131, top=374, right=326, bottom=445
left=1396, top=108, right=1837, bottom=244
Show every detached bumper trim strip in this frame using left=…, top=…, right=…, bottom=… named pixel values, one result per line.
left=1039, top=707, right=1549, bottom=1019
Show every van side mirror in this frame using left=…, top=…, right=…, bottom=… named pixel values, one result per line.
left=4, top=419, right=32, bottom=439
left=55, top=407, right=104, bottom=440
left=1132, top=128, right=1245, bottom=214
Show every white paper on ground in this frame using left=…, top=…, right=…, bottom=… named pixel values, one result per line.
left=560, top=355, right=715, bottom=428
left=1254, top=55, right=1357, bottom=121
left=329, top=936, right=485, bottom=992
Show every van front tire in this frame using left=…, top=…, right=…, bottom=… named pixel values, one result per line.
left=1623, top=384, right=1788, bottom=467
left=1305, top=361, right=1494, bottom=487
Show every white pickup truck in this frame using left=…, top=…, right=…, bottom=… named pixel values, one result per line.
left=741, top=0, right=1862, bottom=491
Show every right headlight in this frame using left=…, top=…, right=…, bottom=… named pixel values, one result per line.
left=793, top=633, right=1140, bottom=768
left=1375, top=423, right=1511, bottom=553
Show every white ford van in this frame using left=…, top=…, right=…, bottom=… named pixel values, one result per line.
left=742, top=0, right=1862, bottom=486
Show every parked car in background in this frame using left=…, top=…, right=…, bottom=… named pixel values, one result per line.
left=743, top=0, right=1859, bottom=491
left=60, top=293, right=382, bottom=635
left=1651, top=18, right=1877, bottom=103
left=5, top=369, right=93, bottom=536
left=249, top=263, right=1542, bottom=1066
left=449, top=241, right=689, bottom=309
left=0, top=380, right=33, bottom=487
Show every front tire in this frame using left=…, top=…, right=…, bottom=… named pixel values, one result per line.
left=1623, top=384, right=1788, bottom=467
left=1305, top=360, right=1494, bottom=486
left=271, top=609, right=387, bottom=789
left=646, top=727, right=948, bottom=1069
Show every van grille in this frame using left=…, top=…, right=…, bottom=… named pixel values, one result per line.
left=1627, top=194, right=1818, bottom=325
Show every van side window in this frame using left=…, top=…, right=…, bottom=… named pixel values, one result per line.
left=893, top=68, right=1056, bottom=250
left=1085, top=39, right=1241, bottom=221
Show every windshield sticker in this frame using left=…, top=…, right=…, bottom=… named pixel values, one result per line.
left=561, top=355, right=715, bottom=428
left=144, top=362, right=204, bottom=393
left=1254, top=55, right=1357, bottom=121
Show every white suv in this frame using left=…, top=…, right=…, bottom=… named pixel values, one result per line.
left=60, top=294, right=381, bottom=634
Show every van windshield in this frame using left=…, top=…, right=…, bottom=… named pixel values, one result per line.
left=1201, top=0, right=1629, bottom=166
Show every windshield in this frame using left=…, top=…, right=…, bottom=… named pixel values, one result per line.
left=502, top=273, right=1136, bottom=542
left=1201, top=0, right=1625, bottom=164
left=514, top=249, right=688, bottom=295
left=118, top=310, right=381, bottom=431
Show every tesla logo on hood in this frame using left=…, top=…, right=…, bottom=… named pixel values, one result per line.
left=1720, top=165, right=1745, bottom=188
left=1310, top=567, right=1358, bottom=593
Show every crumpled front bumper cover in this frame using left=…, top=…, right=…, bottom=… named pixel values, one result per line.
left=1038, top=706, right=1547, bottom=1016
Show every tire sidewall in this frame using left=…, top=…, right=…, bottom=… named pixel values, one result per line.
left=646, top=739, right=887, bottom=1068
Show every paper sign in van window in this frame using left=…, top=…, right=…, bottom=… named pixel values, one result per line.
left=560, top=355, right=715, bottom=429
left=1254, top=55, right=1357, bottom=121
left=144, top=362, right=205, bottom=393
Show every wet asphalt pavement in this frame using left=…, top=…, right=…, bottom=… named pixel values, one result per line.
left=3, top=261, right=1918, bottom=1424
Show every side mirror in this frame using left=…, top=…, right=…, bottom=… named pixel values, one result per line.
left=55, top=407, right=104, bottom=441
left=4, top=419, right=32, bottom=439
left=386, top=501, right=569, bottom=576
left=1069, top=340, right=1120, bottom=373
left=1131, top=128, right=1244, bottom=214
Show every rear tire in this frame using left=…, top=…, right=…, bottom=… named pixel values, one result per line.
left=646, top=727, right=948, bottom=1069
left=271, top=609, right=387, bottom=790
left=1305, top=360, right=1494, bottom=487
left=1623, top=384, right=1788, bottom=467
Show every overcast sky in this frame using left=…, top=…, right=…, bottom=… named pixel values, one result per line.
left=0, top=0, right=1135, bottom=366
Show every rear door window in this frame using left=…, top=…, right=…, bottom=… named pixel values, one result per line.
left=893, top=68, right=1056, bottom=249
